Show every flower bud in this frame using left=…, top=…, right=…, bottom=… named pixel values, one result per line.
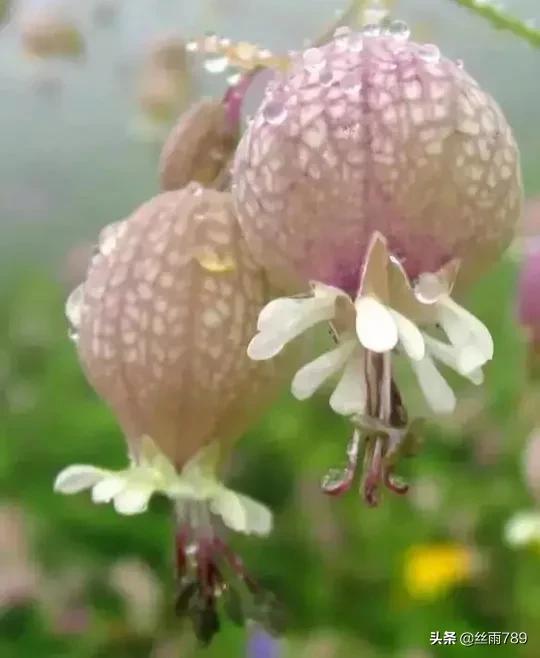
left=233, top=31, right=522, bottom=293
left=68, top=185, right=281, bottom=468
left=20, top=10, right=85, bottom=60
left=159, top=100, right=238, bottom=191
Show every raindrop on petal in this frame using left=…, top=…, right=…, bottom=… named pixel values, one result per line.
left=263, top=100, right=287, bottom=125
left=349, top=34, right=364, bottom=52
left=362, top=24, right=381, bottom=38
left=387, top=20, right=410, bottom=40
left=186, top=40, right=199, bottom=53
left=66, top=284, right=84, bottom=330
left=302, top=47, right=325, bottom=71
left=418, top=43, right=440, bottom=63
left=333, top=26, right=352, bottom=39
left=319, top=68, right=334, bottom=86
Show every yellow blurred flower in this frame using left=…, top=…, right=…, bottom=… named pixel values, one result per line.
left=404, top=543, right=474, bottom=601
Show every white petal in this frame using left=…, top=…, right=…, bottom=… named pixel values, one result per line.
left=91, top=475, right=127, bottom=504
left=456, top=344, right=488, bottom=375
left=437, top=297, right=493, bottom=359
left=505, top=512, right=540, bottom=547
left=355, top=296, right=398, bottom=352
left=257, top=297, right=309, bottom=331
left=424, top=334, right=487, bottom=378
left=291, top=341, right=355, bottom=400
left=249, top=298, right=336, bottom=360
left=54, top=465, right=106, bottom=494
left=247, top=330, right=291, bottom=360
left=467, top=368, right=484, bottom=385
left=390, top=310, right=425, bottom=360
left=210, top=490, right=248, bottom=533
left=329, top=350, right=366, bottom=415
left=311, top=281, right=349, bottom=302
left=410, top=356, right=456, bottom=414
left=227, top=492, right=273, bottom=536
left=113, top=484, right=153, bottom=515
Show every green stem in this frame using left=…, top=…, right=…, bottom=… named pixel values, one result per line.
left=450, top=0, right=540, bottom=48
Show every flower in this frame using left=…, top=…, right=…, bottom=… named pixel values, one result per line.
left=233, top=28, right=521, bottom=293
left=403, top=543, right=474, bottom=601
left=505, top=512, right=540, bottom=551
left=55, top=437, right=272, bottom=536
left=233, top=25, right=521, bottom=505
left=62, top=184, right=287, bottom=642
left=248, top=232, right=491, bottom=502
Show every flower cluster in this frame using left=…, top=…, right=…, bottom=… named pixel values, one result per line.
left=56, top=16, right=522, bottom=644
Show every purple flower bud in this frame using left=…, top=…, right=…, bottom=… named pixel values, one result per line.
left=233, top=33, right=522, bottom=293
left=69, top=186, right=282, bottom=468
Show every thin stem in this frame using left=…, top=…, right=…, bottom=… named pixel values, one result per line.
left=450, top=0, right=540, bottom=48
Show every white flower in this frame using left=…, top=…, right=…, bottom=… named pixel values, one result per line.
left=505, top=511, right=540, bottom=548
left=54, top=437, right=272, bottom=536
left=248, top=231, right=493, bottom=417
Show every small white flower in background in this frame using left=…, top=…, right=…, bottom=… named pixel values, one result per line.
left=248, top=231, right=492, bottom=418
left=54, top=436, right=272, bottom=537
left=505, top=511, right=540, bottom=549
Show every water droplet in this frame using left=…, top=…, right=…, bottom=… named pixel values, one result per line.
left=258, top=48, right=272, bottom=60
left=319, top=68, right=334, bottom=86
left=188, top=182, right=204, bottom=197
left=68, top=327, right=79, bottom=343
left=302, top=47, right=325, bottom=71
left=186, top=40, right=199, bottom=53
left=98, top=221, right=124, bottom=257
left=219, top=37, right=231, bottom=47
left=414, top=272, right=447, bottom=303
left=341, top=72, right=362, bottom=92
left=333, top=25, right=351, bottom=39
left=66, top=285, right=84, bottom=331
left=204, top=56, right=229, bottom=74
left=226, top=72, right=242, bottom=86
left=418, top=43, right=440, bottom=63
left=456, top=58, right=464, bottom=69
left=263, top=100, right=287, bottom=125
left=349, top=35, right=364, bottom=52
left=387, top=19, right=410, bottom=40
left=362, top=24, right=381, bottom=37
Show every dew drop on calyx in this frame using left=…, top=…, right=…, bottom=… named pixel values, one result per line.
left=263, top=100, right=287, bottom=125
left=333, top=25, right=352, bottom=39
left=414, top=272, right=447, bottom=304
left=418, top=43, right=440, bottom=63
left=387, top=19, right=410, bottom=40
left=362, top=24, right=381, bottom=38
left=303, top=47, right=325, bottom=71
left=98, top=220, right=124, bottom=257
left=188, top=181, right=204, bottom=197
left=349, top=34, right=364, bottom=52
left=66, top=284, right=84, bottom=332
left=319, top=68, right=334, bottom=86
left=204, top=56, right=229, bottom=74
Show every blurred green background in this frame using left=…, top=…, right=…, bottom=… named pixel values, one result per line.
left=1, top=1, right=540, bottom=656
